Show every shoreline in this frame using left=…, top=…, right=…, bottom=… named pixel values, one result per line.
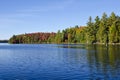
left=8, top=42, right=120, bottom=45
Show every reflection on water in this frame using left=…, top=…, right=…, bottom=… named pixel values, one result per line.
left=86, top=45, right=120, bottom=79
left=0, top=44, right=119, bottom=80
left=57, top=44, right=120, bottom=79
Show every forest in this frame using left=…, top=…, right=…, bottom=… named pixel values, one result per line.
left=9, top=12, right=120, bottom=44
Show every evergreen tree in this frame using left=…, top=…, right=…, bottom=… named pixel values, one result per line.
left=109, top=22, right=118, bottom=43
left=94, top=16, right=100, bottom=42
left=97, top=21, right=105, bottom=43
left=86, top=16, right=94, bottom=43
left=101, top=12, right=108, bottom=44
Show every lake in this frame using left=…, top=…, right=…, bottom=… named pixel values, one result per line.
left=0, top=43, right=120, bottom=80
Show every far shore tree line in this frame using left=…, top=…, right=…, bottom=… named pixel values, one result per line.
left=9, top=12, right=120, bottom=44
left=0, top=40, right=8, bottom=43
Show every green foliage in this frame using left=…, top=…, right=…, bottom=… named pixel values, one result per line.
left=55, top=30, right=63, bottom=44
left=109, top=21, right=119, bottom=43
left=9, top=12, right=120, bottom=44
left=9, top=33, right=56, bottom=44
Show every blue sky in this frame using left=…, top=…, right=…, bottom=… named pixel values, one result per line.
left=0, top=0, right=120, bottom=39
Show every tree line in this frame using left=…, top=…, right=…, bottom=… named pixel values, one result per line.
left=0, top=40, right=8, bottom=43
left=9, top=12, right=120, bottom=44
left=9, top=32, right=56, bottom=44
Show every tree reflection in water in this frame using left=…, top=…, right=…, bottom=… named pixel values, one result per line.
left=87, top=45, right=120, bottom=79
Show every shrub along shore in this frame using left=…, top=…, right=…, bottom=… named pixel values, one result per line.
left=9, top=12, right=120, bottom=45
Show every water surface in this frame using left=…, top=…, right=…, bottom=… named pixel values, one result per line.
left=0, top=43, right=120, bottom=80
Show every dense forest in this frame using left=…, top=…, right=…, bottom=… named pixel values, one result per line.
left=9, top=32, right=56, bottom=44
left=9, top=12, right=120, bottom=44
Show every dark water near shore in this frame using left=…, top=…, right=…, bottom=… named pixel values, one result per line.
left=0, top=43, right=120, bottom=80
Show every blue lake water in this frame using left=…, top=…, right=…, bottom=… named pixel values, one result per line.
left=0, top=43, right=120, bottom=80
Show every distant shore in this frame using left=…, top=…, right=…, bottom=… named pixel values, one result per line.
left=0, top=40, right=8, bottom=43
left=8, top=42, right=120, bottom=45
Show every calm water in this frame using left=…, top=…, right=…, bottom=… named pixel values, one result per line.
left=0, top=43, right=120, bottom=80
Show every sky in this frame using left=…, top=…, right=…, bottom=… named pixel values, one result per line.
left=0, top=0, right=120, bottom=39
